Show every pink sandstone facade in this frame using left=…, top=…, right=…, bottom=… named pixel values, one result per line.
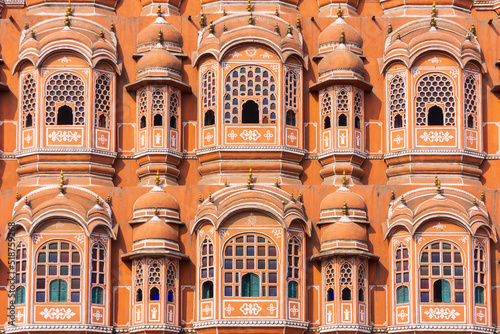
left=0, top=0, right=500, bottom=333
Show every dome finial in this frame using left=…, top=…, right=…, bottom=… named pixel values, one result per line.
left=247, top=168, right=253, bottom=189
left=154, top=207, right=159, bottom=215
left=431, top=0, right=436, bottom=17
left=287, top=24, right=292, bottom=35
left=247, top=0, right=252, bottom=12
left=157, top=29, right=163, bottom=44
left=223, top=24, right=227, bottom=32
left=157, top=3, right=162, bottom=17
left=275, top=7, right=279, bottom=16
left=31, top=28, right=36, bottom=39
left=296, top=16, right=301, bottom=29
left=470, top=24, right=476, bottom=35
left=96, top=194, right=100, bottom=204
left=200, top=11, right=206, bottom=27
left=337, top=3, right=342, bottom=17
left=275, top=23, right=279, bottom=33
left=342, top=201, right=348, bottom=216
left=110, top=22, right=115, bottom=32
left=67, top=0, right=72, bottom=16
left=466, top=31, right=471, bottom=40
left=64, top=15, right=70, bottom=27
left=387, top=23, right=393, bottom=34
left=342, top=170, right=347, bottom=187
left=391, top=191, right=395, bottom=200
left=248, top=12, right=253, bottom=25
left=155, top=170, right=160, bottom=186
left=24, top=22, right=29, bottom=30
left=209, top=19, right=214, bottom=33
left=339, top=29, right=345, bottom=44
left=59, top=170, right=65, bottom=193
left=25, top=195, right=29, bottom=206
left=481, top=190, right=485, bottom=201
left=396, top=32, right=401, bottom=39
left=15, top=191, right=20, bottom=201
left=99, top=29, right=105, bottom=39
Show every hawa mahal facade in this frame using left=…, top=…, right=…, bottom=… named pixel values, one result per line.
left=1, top=0, right=500, bottom=332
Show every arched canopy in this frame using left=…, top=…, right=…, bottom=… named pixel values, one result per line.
left=380, top=19, right=485, bottom=74
left=13, top=17, right=120, bottom=74
left=193, top=185, right=311, bottom=235
left=10, top=186, right=116, bottom=240
left=386, top=187, right=496, bottom=241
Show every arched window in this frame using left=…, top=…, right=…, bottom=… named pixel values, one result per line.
left=57, top=105, right=74, bottom=125
left=338, top=113, right=348, bottom=127
left=94, top=74, right=111, bottom=129
left=169, top=92, right=179, bottom=129
left=336, top=90, right=349, bottom=127
left=242, top=100, right=259, bottom=124
left=389, top=75, right=406, bottom=129
left=138, top=90, right=148, bottom=129
left=15, top=286, right=25, bottom=305
left=286, top=110, right=296, bottom=126
left=288, top=281, right=299, bottom=299
left=150, top=287, right=160, bottom=301
left=166, top=263, right=176, bottom=302
left=92, top=286, right=104, bottom=304
left=202, top=281, right=213, bottom=299
left=46, top=73, right=85, bottom=126
left=148, top=260, right=161, bottom=301
left=134, top=261, right=144, bottom=302
left=35, top=241, right=81, bottom=303
left=202, top=70, right=216, bottom=109
left=396, top=286, right=409, bottom=304
left=394, top=242, right=410, bottom=304
left=223, top=234, right=278, bottom=297
left=358, top=263, right=366, bottom=302
left=427, top=105, right=444, bottom=125
left=91, top=242, right=106, bottom=304
left=242, top=273, right=260, bottom=297
left=168, top=289, right=174, bottom=302
left=353, top=91, right=363, bottom=130
left=474, top=243, right=487, bottom=304
left=153, top=114, right=163, bottom=126
left=22, top=73, right=36, bottom=129
left=49, top=279, right=68, bottom=302
left=464, top=74, right=478, bottom=129
left=204, top=110, right=215, bottom=126
left=15, top=242, right=27, bottom=285
left=419, top=241, right=464, bottom=303
left=324, top=116, right=331, bottom=130
left=170, top=115, right=177, bottom=129
left=354, top=116, right=360, bottom=129
left=339, top=261, right=353, bottom=301
left=325, top=261, right=335, bottom=302
left=416, top=74, right=455, bottom=126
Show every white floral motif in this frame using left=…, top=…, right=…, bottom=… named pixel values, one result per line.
left=39, top=307, right=76, bottom=320
left=223, top=63, right=231, bottom=71
left=416, top=236, right=425, bottom=244
left=290, top=304, right=299, bottom=316
left=24, top=133, right=32, bottom=144
left=450, top=69, right=460, bottom=78
left=288, top=132, right=297, bottom=143
left=272, top=229, right=282, bottom=239
left=246, top=213, right=257, bottom=226
left=151, top=308, right=158, bottom=319
left=230, top=51, right=242, bottom=58
left=97, top=134, right=108, bottom=145
left=344, top=309, right=350, bottom=321
left=48, top=130, right=82, bottom=143
left=260, top=52, right=272, bottom=59
left=209, top=227, right=215, bottom=235
left=432, top=222, right=446, bottom=230
left=74, top=234, right=85, bottom=244
left=240, top=303, right=262, bottom=315
left=224, top=304, right=234, bottom=315
left=16, top=311, right=23, bottom=321
left=270, top=64, right=279, bottom=72
left=264, top=130, right=274, bottom=140
left=392, top=238, right=400, bottom=246
left=360, top=308, right=365, bottom=322
left=205, top=132, right=213, bottom=143
left=33, top=234, right=43, bottom=245
left=202, top=304, right=211, bottom=315
left=393, top=134, right=404, bottom=144
left=477, top=309, right=486, bottom=321
left=404, top=237, right=411, bottom=244
left=411, top=69, right=421, bottom=78
left=459, top=236, right=468, bottom=244
left=59, top=56, right=71, bottom=63
left=419, top=131, right=454, bottom=143
left=228, top=130, right=238, bottom=140
left=267, top=304, right=277, bottom=315
left=220, top=229, right=229, bottom=239
left=429, top=56, right=441, bottom=64
left=424, top=307, right=460, bottom=320
left=246, top=47, right=257, bottom=57
left=93, top=310, right=103, bottom=321
left=240, top=129, right=261, bottom=141
left=397, top=309, right=408, bottom=320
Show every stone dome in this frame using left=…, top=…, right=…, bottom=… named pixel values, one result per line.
left=320, top=186, right=367, bottom=212
left=136, top=45, right=182, bottom=74
left=137, top=16, right=182, bottom=52
left=318, top=18, right=362, bottom=51
left=321, top=219, right=367, bottom=243
left=318, top=44, right=365, bottom=76
left=133, top=185, right=180, bottom=212
left=133, top=214, right=179, bottom=243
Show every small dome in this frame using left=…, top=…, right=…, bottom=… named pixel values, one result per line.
left=137, top=16, right=182, bottom=51
left=93, top=37, right=111, bottom=52
left=320, top=186, right=367, bottom=212
left=33, top=193, right=87, bottom=217
left=321, top=220, right=367, bottom=244
left=318, top=44, right=364, bottom=76
left=136, top=45, right=181, bottom=74
left=133, top=185, right=180, bottom=212
left=133, top=215, right=179, bottom=243
left=318, top=18, right=362, bottom=50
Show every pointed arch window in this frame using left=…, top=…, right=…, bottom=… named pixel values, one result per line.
left=358, top=263, right=366, bottom=302
left=169, top=92, right=179, bottom=129
left=134, top=261, right=144, bottom=302
left=21, top=73, right=36, bottom=129
left=464, top=74, right=478, bottom=129
left=152, top=89, right=165, bottom=127
left=287, top=237, right=301, bottom=300
left=242, top=273, right=260, bottom=297
left=200, top=237, right=214, bottom=299
left=354, top=91, right=363, bottom=130
left=91, top=241, right=106, bottom=304
left=415, top=74, right=455, bottom=126
left=35, top=240, right=81, bottom=303
left=45, top=73, right=85, bottom=126
left=94, top=74, right=112, bottom=129
left=389, top=75, right=406, bottom=129
left=148, top=260, right=161, bottom=301
left=138, top=90, right=148, bottom=129
left=419, top=241, right=464, bottom=303
left=395, top=242, right=410, bottom=304
left=325, top=261, right=335, bottom=302
left=340, top=261, right=352, bottom=301
left=166, top=262, right=176, bottom=302
left=336, top=90, right=349, bottom=128
left=474, top=243, right=487, bottom=304
left=92, top=286, right=104, bottom=304
left=15, top=241, right=27, bottom=285
left=15, top=286, right=25, bottom=305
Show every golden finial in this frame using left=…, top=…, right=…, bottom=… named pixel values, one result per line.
left=64, top=15, right=70, bottom=27
left=434, top=175, right=439, bottom=186
left=275, top=177, right=279, bottom=187
left=474, top=198, right=478, bottom=206
left=430, top=17, right=435, bottom=27
left=431, top=0, right=436, bottom=17
left=342, top=201, right=348, bottom=216
left=339, top=29, right=345, bottom=44
left=396, top=32, right=401, bottom=40
left=154, top=207, right=159, bottom=215
left=67, top=0, right=72, bottom=16
left=275, top=7, right=279, bottom=16
left=157, top=29, right=163, bottom=44
left=106, top=194, right=111, bottom=204
left=298, top=192, right=303, bottom=202
left=59, top=170, right=64, bottom=193
left=387, top=23, right=392, bottom=34
left=247, top=168, right=253, bottom=189
left=99, top=29, right=104, bottom=39
left=400, top=194, right=405, bottom=204
left=199, top=193, right=203, bottom=203
left=296, top=16, right=301, bottom=29
left=155, top=170, right=160, bottom=186
left=248, top=12, right=253, bottom=25
left=209, top=192, right=212, bottom=201
left=247, top=0, right=251, bottom=12
left=337, top=3, right=342, bottom=17
left=24, top=196, right=29, bottom=206
left=30, top=28, right=35, bottom=39
left=290, top=192, right=295, bottom=201
left=24, top=22, right=29, bottom=30
left=287, top=24, right=292, bottom=35
left=437, top=180, right=441, bottom=193
left=200, top=11, right=206, bottom=27
left=470, top=24, right=476, bottom=35
left=342, top=170, right=347, bottom=186
left=16, top=191, right=20, bottom=200
left=224, top=178, right=228, bottom=186
left=157, top=3, right=162, bottom=16
left=223, top=24, right=227, bottom=32
left=466, top=32, right=471, bottom=40
left=110, top=23, right=115, bottom=32
left=480, top=191, right=485, bottom=201
left=391, top=191, right=395, bottom=200
left=275, top=24, right=279, bottom=33
left=96, top=195, right=100, bottom=205
left=209, top=19, right=214, bottom=34
left=223, top=8, right=226, bottom=15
